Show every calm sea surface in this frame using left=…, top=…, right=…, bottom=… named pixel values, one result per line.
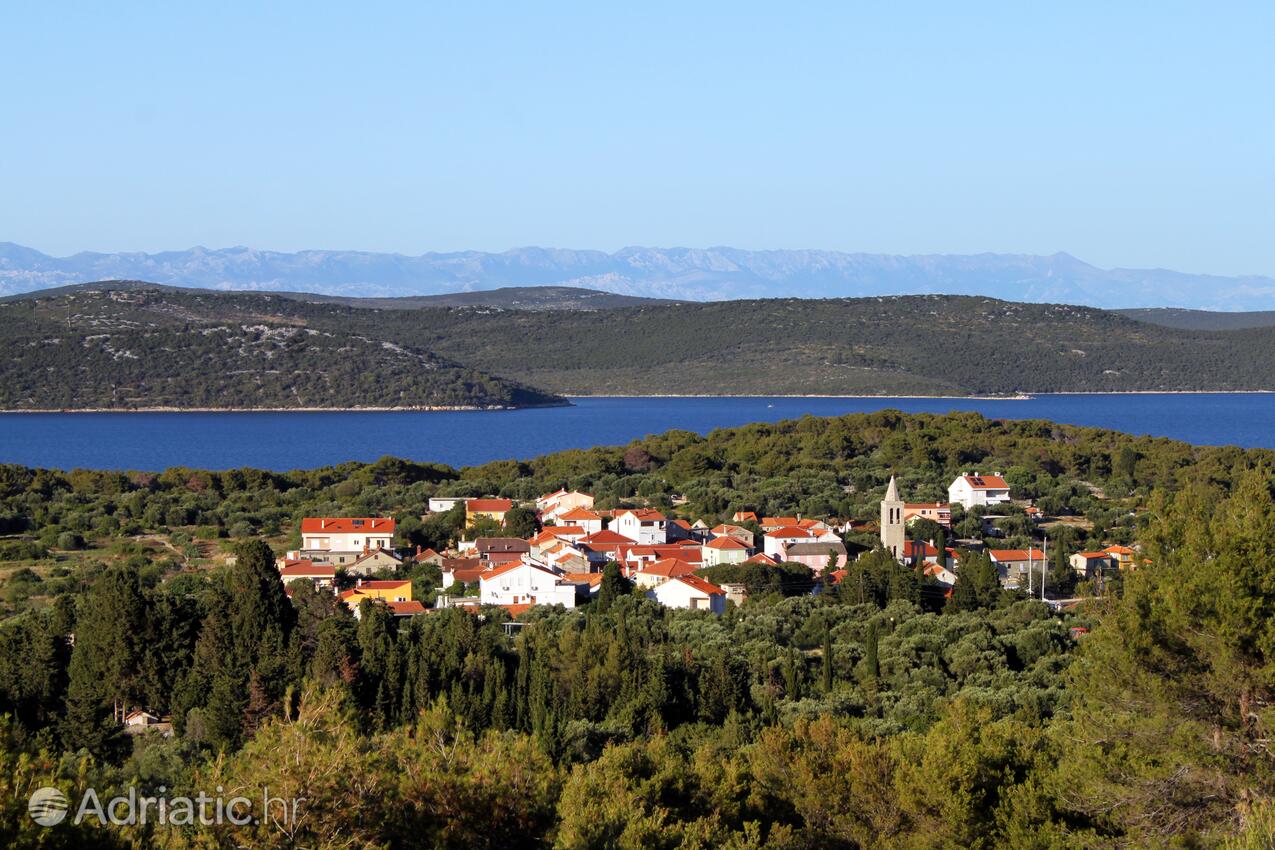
left=0, top=395, right=1272, bottom=472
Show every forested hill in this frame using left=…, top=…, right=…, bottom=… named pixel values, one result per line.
left=1116, top=306, right=1275, bottom=331
left=0, top=289, right=564, bottom=410
left=413, top=295, right=1275, bottom=395
left=7, top=285, right=1275, bottom=404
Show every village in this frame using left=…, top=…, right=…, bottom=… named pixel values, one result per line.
left=273, top=472, right=1139, bottom=621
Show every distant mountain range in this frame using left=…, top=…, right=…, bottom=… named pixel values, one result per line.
left=3, top=243, right=1275, bottom=310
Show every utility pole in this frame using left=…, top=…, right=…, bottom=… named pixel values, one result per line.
left=1041, top=535, right=1047, bottom=602
left=1027, top=544, right=1033, bottom=595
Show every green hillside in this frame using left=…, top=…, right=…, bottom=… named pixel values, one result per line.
left=0, top=290, right=563, bottom=410
left=411, top=295, right=1275, bottom=395
left=7, top=285, right=1275, bottom=405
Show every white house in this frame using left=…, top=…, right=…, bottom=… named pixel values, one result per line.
left=555, top=507, right=604, bottom=535
left=948, top=474, right=1012, bottom=509
left=701, top=535, right=750, bottom=567
left=537, top=490, right=595, bottom=522
left=427, top=497, right=466, bottom=514
left=763, top=526, right=813, bottom=560
left=479, top=561, right=577, bottom=608
left=300, top=517, right=396, bottom=565
left=631, top=557, right=699, bottom=589
left=648, top=575, right=727, bottom=614
left=614, top=509, right=668, bottom=545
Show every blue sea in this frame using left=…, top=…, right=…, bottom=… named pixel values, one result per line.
left=0, top=394, right=1273, bottom=472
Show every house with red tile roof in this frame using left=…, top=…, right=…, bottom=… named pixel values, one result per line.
left=631, top=557, right=700, bottom=589
left=614, top=508, right=668, bottom=545
left=763, top=526, right=813, bottom=559
left=702, top=534, right=750, bottom=567
left=903, top=502, right=952, bottom=528
left=300, top=517, right=396, bottom=565
left=578, top=529, right=637, bottom=565
left=782, top=541, right=848, bottom=574
left=1103, top=545, right=1137, bottom=570
left=1069, top=551, right=1112, bottom=578
left=478, top=561, right=577, bottom=608
left=710, top=523, right=755, bottom=547
left=440, top=557, right=485, bottom=589
left=347, top=546, right=403, bottom=577
left=536, top=489, right=595, bottom=521
left=988, top=548, right=1047, bottom=588
left=466, top=498, right=514, bottom=527
left=277, top=559, right=336, bottom=590
left=342, top=578, right=418, bottom=617
left=554, top=507, right=604, bottom=535
left=948, top=473, right=1012, bottom=509
left=648, top=575, right=727, bottom=614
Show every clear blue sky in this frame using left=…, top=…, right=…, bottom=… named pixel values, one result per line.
left=2, top=2, right=1271, bottom=275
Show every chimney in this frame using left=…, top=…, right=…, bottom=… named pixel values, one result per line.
left=321, top=519, right=326, bottom=529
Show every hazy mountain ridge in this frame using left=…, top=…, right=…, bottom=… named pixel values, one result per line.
left=4, top=243, right=1275, bottom=309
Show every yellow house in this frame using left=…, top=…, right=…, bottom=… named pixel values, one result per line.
left=466, top=498, right=512, bottom=527
left=341, top=579, right=412, bottom=608
left=1104, top=545, right=1136, bottom=570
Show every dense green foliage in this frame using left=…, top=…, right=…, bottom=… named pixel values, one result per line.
left=8, top=287, right=1275, bottom=407
left=0, top=410, right=1274, bottom=846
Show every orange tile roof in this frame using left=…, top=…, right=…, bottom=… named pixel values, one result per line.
left=386, top=600, right=426, bottom=616
left=501, top=603, right=534, bottom=618
left=301, top=517, right=396, bottom=534
left=636, top=558, right=700, bottom=578
left=987, top=549, right=1046, bottom=561
left=764, top=526, right=813, bottom=538
left=705, top=536, right=749, bottom=550
left=670, top=575, right=725, bottom=596
left=357, top=579, right=411, bottom=590
left=279, top=563, right=335, bottom=578
left=744, top=553, right=779, bottom=565
left=581, top=529, right=636, bottom=545
left=620, top=508, right=666, bottom=521
left=1104, top=545, right=1135, bottom=555
left=467, top=498, right=513, bottom=512
left=558, top=507, right=602, bottom=521
left=961, top=474, right=1009, bottom=490
left=479, top=561, right=558, bottom=581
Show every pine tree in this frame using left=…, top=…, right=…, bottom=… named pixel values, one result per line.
left=62, top=565, right=149, bottom=757
left=863, top=621, right=880, bottom=683
left=596, top=561, right=631, bottom=611
left=822, top=623, right=834, bottom=694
